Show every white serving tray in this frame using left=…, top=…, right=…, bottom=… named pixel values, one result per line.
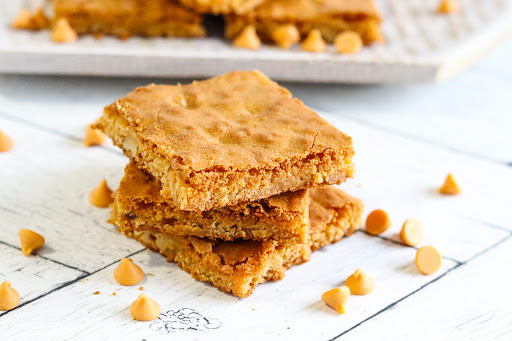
left=1, top=0, right=511, bottom=83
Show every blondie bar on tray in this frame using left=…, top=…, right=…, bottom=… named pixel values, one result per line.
left=118, top=187, right=363, bottom=297
left=94, top=70, right=354, bottom=211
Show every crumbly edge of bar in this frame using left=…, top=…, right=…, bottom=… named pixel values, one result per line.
left=179, top=0, right=264, bottom=14
left=225, top=16, right=382, bottom=44
left=53, top=15, right=205, bottom=37
left=94, top=111, right=353, bottom=211
left=310, top=200, right=363, bottom=252
left=126, top=230, right=309, bottom=297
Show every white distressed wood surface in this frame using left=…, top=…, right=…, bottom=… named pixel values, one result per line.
left=0, top=39, right=511, bottom=340
left=0, top=0, right=511, bottom=82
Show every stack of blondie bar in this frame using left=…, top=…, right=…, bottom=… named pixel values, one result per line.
left=94, top=70, right=363, bottom=297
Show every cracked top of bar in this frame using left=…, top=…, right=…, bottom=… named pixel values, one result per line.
left=94, top=70, right=354, bottom=211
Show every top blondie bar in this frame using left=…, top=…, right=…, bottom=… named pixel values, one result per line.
left=94, top=70, right=354, bottom=211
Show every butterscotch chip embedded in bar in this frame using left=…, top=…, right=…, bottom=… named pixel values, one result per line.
left=119, top=187, right=363, bottom=297
left=111, top=162, right=310, bottom=243
left=94, top=70, right=355, bottom=211
left=53, top=0, right=206, bottom=38
left=234, top=25, right=261, bottom=49
left=179, top=0, right=264, bottom=14
left=225, top=0, right=383, bottom=45
left=0, top=281, right=21, bottom=311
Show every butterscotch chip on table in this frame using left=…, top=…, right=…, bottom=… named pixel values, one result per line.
left=302, top=29, right=327, bottom=53
left=415, top=246, right=442, bottom=275
left=114, top=258, right=144, bottom=286
left=322, top=286, right=350, bottom=314
left=89, top=179, right=113, bottom=208
left=225, top=0, right=383, bottom=45
left=53, top=0, right=205, bottom=38
left=334, top=31, right=363, bottom=54
left=345, top=269, right=374, bottom=295
left=271, top=24, right=300, bottom=49
left=111, top=162, right=310, bottom=243
left=439, top=173, right=461, bottom=195
left=11, top=9, right=33, bottom=30
left=31, top=7, right=51, bottom=30
left=438, top=0, right=459, bottom=14
left=19, top=228, right=45, bottom=256
left=179, top=0, right=264, bottom=14
left=233, top=25, right=261, bottom=49
left=130, top=293, right=160, bottom=321
left=118, top=187, right=363, bottom=298
left=0, top=281, right=21, bottom=311
left=51, top=18, right=78, bottom=43
left=365, top=209, right=391, bottom=235
left=94, top=70, right=354, bottom=211
left=0, top=129, right=14, bottom=152
left=84, top=125, right=106, bottom=147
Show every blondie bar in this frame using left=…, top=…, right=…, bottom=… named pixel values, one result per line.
left=112, top=161, right=310, bottom=243
left=120, top=187, right=363, bottom=297
left=179, top=0, right=264, bottom=14
left=225, top=0, right=383, bottom=44
left=53, top=0, right=205, bottom=38
left=94, top=70, right=354, bottom=211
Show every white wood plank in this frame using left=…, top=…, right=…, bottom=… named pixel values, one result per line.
left=0, top=117, right=144, bottom=273
left=0, top=232, right=458, bottom=340
left=0, top=243, right=84, bottom=317
left=340, top=236, right=512, bottom=341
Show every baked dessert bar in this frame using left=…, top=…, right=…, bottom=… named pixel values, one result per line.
left=179, top=0, right=264, bottom=14
left=94, top=70, right=354, bottom=211
left=225, top=0, right=383, bottom=44
left=120, top=187, right=363, bottom=297
left=111, top=161, right=310, bottom=243
left=53, top=0, right=205, bottom=38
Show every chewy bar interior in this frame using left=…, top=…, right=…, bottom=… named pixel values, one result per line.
left=178, top=0, right=265, bottom=14
left=94, top=70, right=354, bottom=211
left=53, top=0, right=206, bottom=38
left=120, top=187, right=363, bottom=298
left=225, top=0, right=383, bottom=44
left=111, top=161, right=310, bottom=243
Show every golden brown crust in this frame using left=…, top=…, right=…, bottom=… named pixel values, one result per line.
left=225, top=0, right=383, bottom=44
left=120, top=187, right=363, bottom=297
left=53, top=0, right=205, bottom=37
left=179, top=0, right=264, bottom=14
left=112, top=161, right=310, bottom=243
left=94, top=70, right=354, bottom=211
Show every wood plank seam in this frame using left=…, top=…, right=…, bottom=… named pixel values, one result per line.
left=0, top=248, right=146, bottom=318
left=329, top=233, right=512, bottom=340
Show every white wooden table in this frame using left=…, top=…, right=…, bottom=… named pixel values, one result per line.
left=0, top=40, right=511, bottom=341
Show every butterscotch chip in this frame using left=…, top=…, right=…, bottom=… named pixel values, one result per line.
left=0, top=129, right=14, bottom=152
left=130, top=293, right=160, bottom=321
left=0, top=281, right=21, bottom=311
left=114, top=258, right=144, bottom=286
left=11, top=9, right=33, bottom=30
left=322, top=286, right=350, bottom=314
left=334, top=31, right=363, bottom=54
left=112, top=292, right=117, bottom=296
left=439, top=173, right=461, bottom=195
left=400, top=218, right=424, bottom=246
left=438, top=0, right=459, bottom=14
left=365, top=209, right=391, bottom=235
left=93, top=291, right=100, bottom=295
left=84, top=125, right=106, bottom=147
left=31, top=7, right=51, bottom=30
left=272, top=24, right=300, bottom=49
left=301, top=29, right=326, bottom=53
left=19, top=228, right=45, bottom=256
left=345, top=269, right=374, bottom=295
left=89, top=179, right=113, bottom=208
left=233, top=25, right=261, bottom=49
left=51, top=18, right=78, bottom=43
left=139, top=286, right=144, bottom=291
left=416, top=246, right=442, bottom=275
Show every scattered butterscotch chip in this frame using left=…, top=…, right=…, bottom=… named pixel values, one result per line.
left=19, top=228, right=45, bottom=256
left=31, top=7, right=50, bottom=30
left=51, top=18, right=78, bottom=43
left=438, top=0, right=459, bottom=14
left=130, top=293, right=160, bottom=321
left=84, top=125, right=106, bottom=147
left=334, top=31, right=363, bottom=54
left=416, top=246, right=442, bottom=275
left=139, top=286, right=144, bottom=291
left=301, top=29, right=326, bottom=53
left=0, top=281, right=21, bottom=311
left=345, top=269, right=374, bottom=295
left=93, top=291, right=100, bottom=295
left=233, top=25, right=261, bottom=50
left=0, top=129, right=14, bottom=152
left=11, top=9, right=32, bottom=30
left=400, top=219, right=424, bottom=246
left=114, top=258, right=144, bottom=286
left=439, top=173, right=461, bottom=195
left=148, top=273, right=155, bottom=277
left=112, top=292, right=117, bottom=296
left=322, top=286, right=350, bottom=314
left=89, top=179, right=114, bottom=208
left=271, top=24, right=300, bottom=49
left=365, top=209, right=391, bottom=235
